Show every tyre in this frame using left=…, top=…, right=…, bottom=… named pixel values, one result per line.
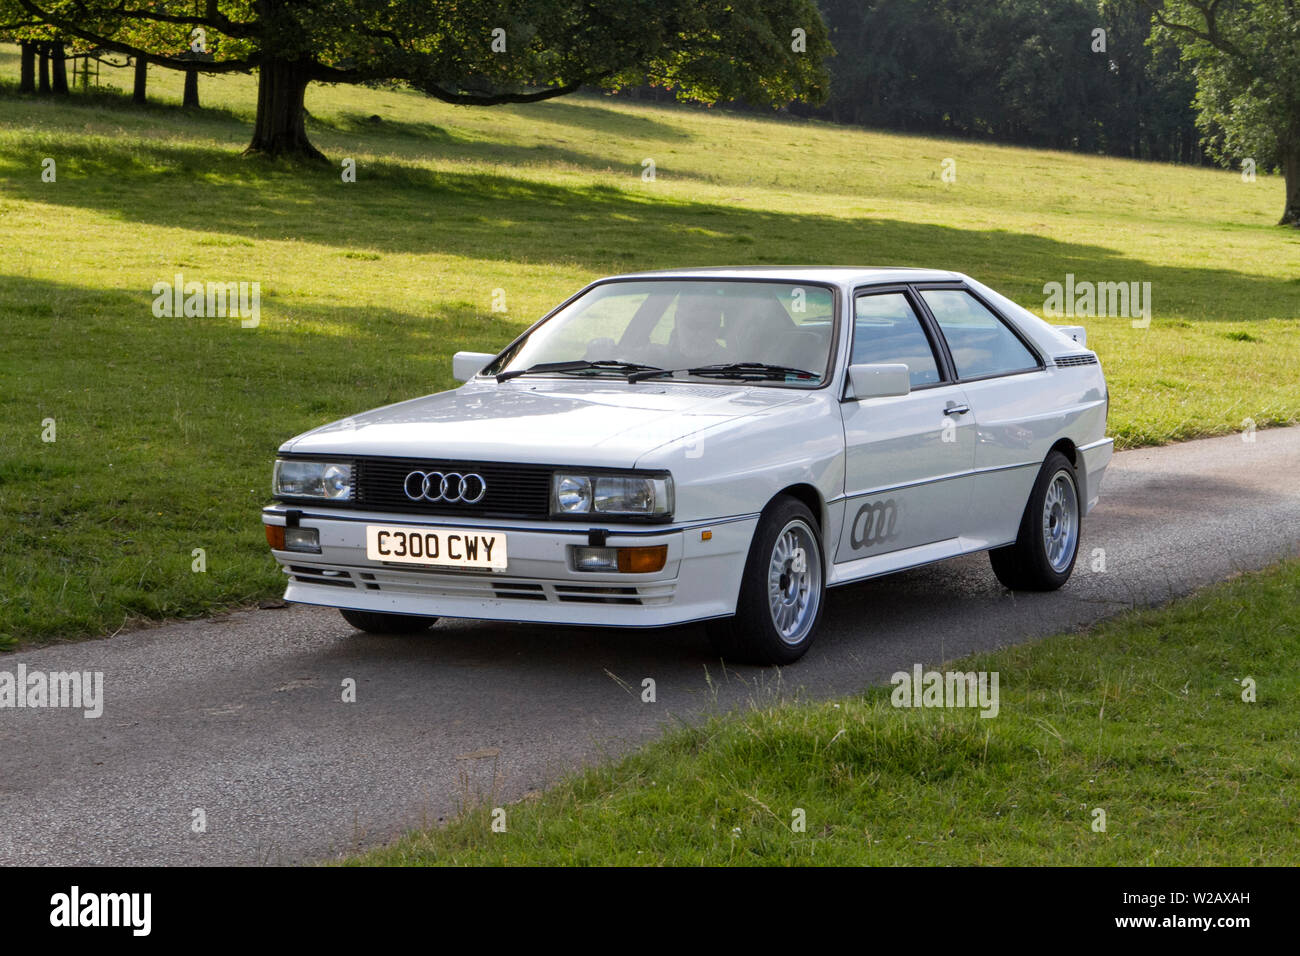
left=707, top=496, right=825, bottom=665
left=989, top=450, right=1081, bottom=591
left=339, top=608, right=438, bottom=634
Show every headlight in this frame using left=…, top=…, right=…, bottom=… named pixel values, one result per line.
left=274, top=459, right=354, bottom=500
left=554, top=475, right=592, bottom=513
left=551, top=473, right=673, bottom=517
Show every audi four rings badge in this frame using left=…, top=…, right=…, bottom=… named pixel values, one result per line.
left=403, top=471, right=487, bottom=503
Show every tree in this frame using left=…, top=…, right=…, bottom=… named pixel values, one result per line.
left=1100, top=0, right=1204, bottom=162
left=118, top=13, right=211, bottom=107
left=20, top=41, right=36, bottom=91
left=786, top=0, right=1201, bottom=163
left=0, top=1, right=35, bottom=91
left=133, top=52, right=148, bottom=104
left=2, top=0, right=200, bottom=105
left=182, top=67, right=199, bottom=107
left=49, top=37, right=68, bottom=92
left=17, top=0, right=833, bottom=161
left=1142, top=0, right=1300, bottom=225
left=0, top=1, right=70, bottom=95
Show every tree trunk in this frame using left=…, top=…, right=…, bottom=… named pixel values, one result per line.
left=133, top=55, right=148, bottom=105
left=50, top=42, right=69, bottom=95
left=38, top=44, right=50, bottom=94
left=244, top=58, right=326, bottom=161
left=1282, top=146, right=1300, bottom=227
left=182, top=69, right=200, bottom=108
left=20, top=41, right=36, bottom=93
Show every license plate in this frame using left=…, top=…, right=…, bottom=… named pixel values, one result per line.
left=365, top=525, right=507, bottom=570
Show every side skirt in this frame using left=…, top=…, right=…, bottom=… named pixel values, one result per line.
left=826, top=535, right=1014, bottom=588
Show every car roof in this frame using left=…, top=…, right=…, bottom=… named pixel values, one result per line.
left=602, top=266, right=964, bottom=289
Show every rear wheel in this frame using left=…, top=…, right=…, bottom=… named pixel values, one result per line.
left=339, top=608, right=438, bottom=634
left=707, top=497, right=825, bottom=665
left=989, top=450, right=1080, bottom=591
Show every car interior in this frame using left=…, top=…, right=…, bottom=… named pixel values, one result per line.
left=615, top=289, right=834, bottom=375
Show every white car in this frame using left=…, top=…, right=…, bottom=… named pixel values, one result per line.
left=263, top=268, right=1112, bottom=664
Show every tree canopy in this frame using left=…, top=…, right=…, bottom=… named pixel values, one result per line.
left=724, top=0, right=1204, bottom=164
left=10, top=0, right=833, bottom=158
left=1144, top=0, right=1300, bottom=224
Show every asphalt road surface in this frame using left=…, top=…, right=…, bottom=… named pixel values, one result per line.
left=2, top=427, right=1297, bottom=865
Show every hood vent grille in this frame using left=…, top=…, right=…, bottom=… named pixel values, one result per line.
left=1053, top=353, right=1099, bottom=368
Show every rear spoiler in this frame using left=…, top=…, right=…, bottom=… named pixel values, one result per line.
left=1054, top=325, right=1086, bottom=347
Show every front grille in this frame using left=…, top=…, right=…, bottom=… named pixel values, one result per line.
left=353, top=456, right=553, bottom=519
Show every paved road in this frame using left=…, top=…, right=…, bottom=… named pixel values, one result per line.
left=2, top=428, right=1297, bottom=865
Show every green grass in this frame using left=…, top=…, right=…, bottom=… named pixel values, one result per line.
left=0, top=47, right=1298, bottom=647
left=350, top=560, right=1300, bottom=865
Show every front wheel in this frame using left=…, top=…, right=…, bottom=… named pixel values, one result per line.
left=339, top=608, right=438, bottom=634
left=707, top=497, right=825, bottom=665
left=989, top=450, right=1081, bottom=591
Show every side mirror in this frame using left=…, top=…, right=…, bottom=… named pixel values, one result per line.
left=847, top=363, right=911, bottom=400
left=452, top=351, right=496, bottom=382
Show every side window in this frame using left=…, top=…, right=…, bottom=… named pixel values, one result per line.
left=920, top=289, right=1038, bottom=379
left=852, top=292, right=942, bottom=388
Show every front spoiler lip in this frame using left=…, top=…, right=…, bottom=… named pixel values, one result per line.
left=283, top=580, right=730, bottom=629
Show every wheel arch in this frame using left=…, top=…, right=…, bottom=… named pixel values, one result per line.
left=770, top=482, right=826, bottom=532
left=1048, top=437, right=1077, bottom=467
left=766, top=483, right=831, bottom=574
left=1047, top=437, right=1086, bottom=503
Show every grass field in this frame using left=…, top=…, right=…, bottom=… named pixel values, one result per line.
left=350, top=560, right=1300, bottom=865
left=0, top=46, right=1297, bottom=646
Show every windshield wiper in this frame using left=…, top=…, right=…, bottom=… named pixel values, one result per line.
left=496, top=359, right=662, bottom=383
left=628, top=362, right=820, bottom=383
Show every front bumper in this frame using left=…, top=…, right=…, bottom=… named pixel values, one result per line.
left=261, top=505, right=757, bottom=628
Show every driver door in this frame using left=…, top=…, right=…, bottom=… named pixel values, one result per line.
left=835, top=288, right=975, bottom=564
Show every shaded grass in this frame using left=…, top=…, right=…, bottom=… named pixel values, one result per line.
left=0, top=46, right=1297, bottom=646
left=351, top=561, right=1300, bottom=866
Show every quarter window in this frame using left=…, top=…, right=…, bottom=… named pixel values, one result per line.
left=921, top=289, right=1038, bottom=379
left=852, top=292, right=942, bottom=388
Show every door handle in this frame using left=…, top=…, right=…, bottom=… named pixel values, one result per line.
left=943, top=403, right=970, bottom=416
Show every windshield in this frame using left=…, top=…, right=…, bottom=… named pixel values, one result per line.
left=484, top=280, right=837, bottom=387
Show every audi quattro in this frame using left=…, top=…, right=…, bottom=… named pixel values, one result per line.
left=263, top=267, right=1113, bottom=664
